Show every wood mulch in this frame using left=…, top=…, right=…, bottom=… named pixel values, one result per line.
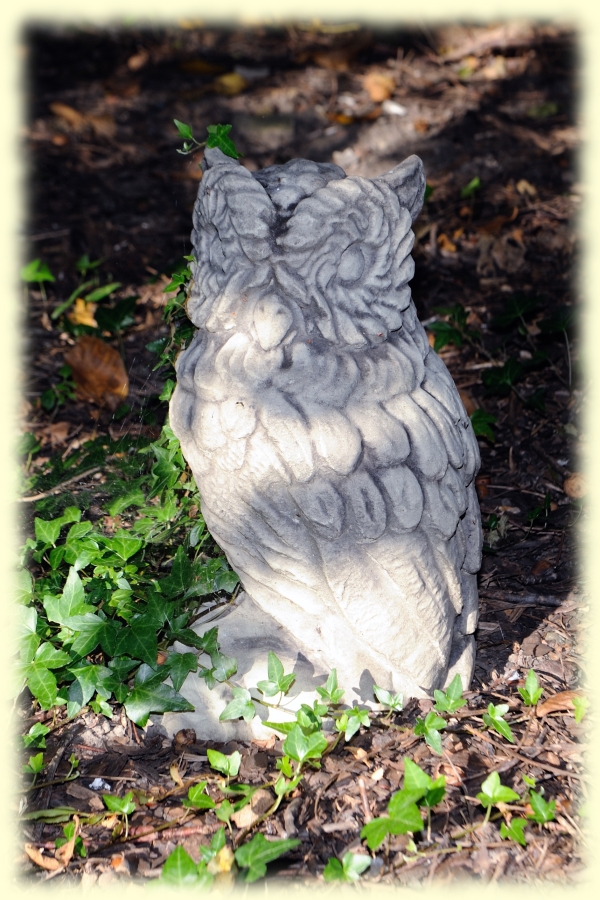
left=17, top=20, right=587, bottom=886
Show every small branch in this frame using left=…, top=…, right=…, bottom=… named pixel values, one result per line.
left=20, top=467, right=103, bottom=502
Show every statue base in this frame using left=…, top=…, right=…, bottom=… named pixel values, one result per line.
left=160, top=592, right=473, bottom=741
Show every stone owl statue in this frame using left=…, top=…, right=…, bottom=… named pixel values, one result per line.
left=170, top=147, right=482, bottom=700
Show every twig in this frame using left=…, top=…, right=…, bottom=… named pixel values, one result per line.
left=357, top=777, right=372, bottom=822
left=460, top=724, right=584, bottom=780
left=20, top=467, right=103, bottom=502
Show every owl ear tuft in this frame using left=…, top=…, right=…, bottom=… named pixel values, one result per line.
left=375, top=155, right=426, bottom=223
left=202, top=147, right=241, bottom=170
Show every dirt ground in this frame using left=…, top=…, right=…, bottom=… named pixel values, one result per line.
left=17, top=20, right=588, bottom=886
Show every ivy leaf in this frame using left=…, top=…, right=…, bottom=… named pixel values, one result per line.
left=24, top=664, right=57, bottom=709
left=315, top=669, right=344, bottom=705
left=324, top=852, right=370, bottom=882
left=500, top=817, right=528, bottom=846
left=427, top=321, right=463, bottom=352
left=184, top=781, right=216, bottom=810
left=256, top=651, right=295, bottom=697
left=103, top=791, right=136, bottom=816
left=477, top=771, right=520, bottom=808
left=460, top=176, right=481, bottom=198
left=173, top=119, right=194, bottom=141
left=373, top=684, right=403, bottom=712
left=22, top=258, right=55, bottom=283
left=166, top=652, right=198, bottom=692
left=113, top=615, right=158, bottom=666
left=283, top=724, right=328, bottom=765
left=341, top=706, right=370, bottom=741
left=518, top=669, right=544, bottom=706
left=124, top=682, right=193, bottom=727
left=482, top=703, right=515, bottom=743
left=160, top=546, right=196, bottom=598
left=470, top=409, right=497, bottom=441
left=414, top=711, right=446, bottom=755
left=34, top=642, right=71, bottom=669
left=234, top=833, right=300, bottom=883
left=205, top=123, right=242, bottom=159
left=101, top=531, right=142, bottom=562
left=44, top=568, right=95, bottom=625
left=433, top=673, right=466, bottom=713
left=219, top=687, right=257, bottom=723
left=528, top=790, right=556, bottom=824
left=207, top=749, right=241, bottom=778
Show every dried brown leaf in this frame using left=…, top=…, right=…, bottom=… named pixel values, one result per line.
left=230, top=788, right=273, bottom=828
left=438, top=233, right=457, bottom=252
left=363, top=71, right=395, bottom=102
left=64, top=336, right=128, bottom=410
left=87, top=114, right=117, bottom=139
left=459, top=390, right=478, bottom=417
left=207, top=846, right=235, bottom=874
left=127, top=49, right=149, bottom=71
left=563, top=472, right=585, bottom=499
left=49, top=102, right=86, bottom=131
left=24, top=843, right=62, bottom=871
left=67, top=298, right=98, bottom=328
left=169, top=763, right=184, bottom=787
left=536, top=690, right=582, bottom=718
left=213, top=72, right=247, bottom=96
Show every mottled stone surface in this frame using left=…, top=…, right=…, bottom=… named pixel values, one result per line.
left=168, top=147, right=482, bottom=734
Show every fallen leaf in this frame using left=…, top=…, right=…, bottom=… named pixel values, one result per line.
left=531, top=558, right=553, bottom=576
left=156, top=650, right=168, bottom=666
left=169, top=763, right=184, bottom=787
left=41, top=311, right=53, bottom=331
left=363, top=70, right=395, bottom=102
left=207, top=846, right=235, bottom=875
left=127, top=49, right=149, bottom=71
left=459, top=390, right=478, bottom=416
left=51, top=134, right=68, bottom=146
left=481, top=55, right=507, bottom=80
left=49, top=102, right=86, bottom=131
left=346, top=746, right=368, bottom=761
left=87, top=114, right=117, bottom=139
left=490, top=234, right=525, bottom=273
left=180, top=58, right=226, bottom=75
left=328, top=113, right=354, bottom=125
left=24, top=844, right=62, bottom=871
left=475, top=474, right=490, bottom=498
left=516, top=178, right=537, bottom=197
left=55, top=815, right=80, bottom=867
left=438, top=233, right=457, bottom=252
left=213, top=72, right=247, bottom=95
left=111, top=853, right=131, bottom=873
left=67, top=298, right=98, bottom=328
left=413, top=118, right=429, bottom=133
left=38, top=421, right=70, bottom=448
left=563, top=472, right=585, bottom=499
left=230, top=789, right=273, bottom=828
left=479, top=206, right=519, bottom=235
left=536, top=690, right=582, bottom=718
left=453, top=226, right=465, bottom=240
left=63, top=336, right=128, bottom=410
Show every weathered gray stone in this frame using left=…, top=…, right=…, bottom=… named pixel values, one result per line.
left=167, top=147, right=482, bottom=737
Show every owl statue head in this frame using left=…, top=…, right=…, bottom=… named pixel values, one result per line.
left=187, top=147, right=426, bottom=352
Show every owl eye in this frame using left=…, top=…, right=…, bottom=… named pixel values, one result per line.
left=337, top=243, right=365, bottom=283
